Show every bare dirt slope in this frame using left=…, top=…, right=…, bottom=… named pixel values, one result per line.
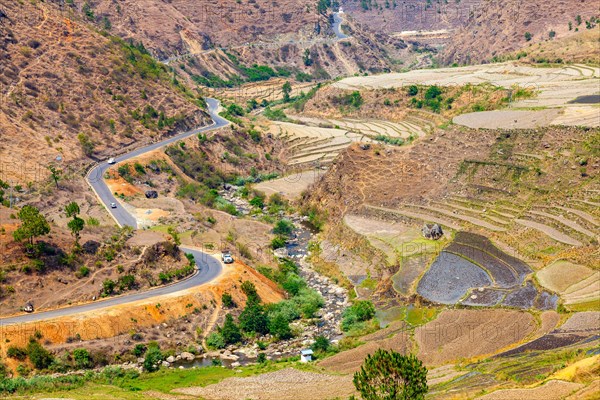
left=66, top=0, right=317, bottom=58
left=175, top=368, right=356, bottom=400
left=341, top=0, right=483, bottom=35
left=63, top=0, right=412, bottom=80
left=441, top=0, right=599, bottom=64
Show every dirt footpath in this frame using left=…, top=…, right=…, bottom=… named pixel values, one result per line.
left=174, top=368, right=356, bottom=400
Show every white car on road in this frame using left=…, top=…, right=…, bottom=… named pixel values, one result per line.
left=110, top=202, right=117, bottom=209
left=221, top=251, right=234, bottom=264
left=107, top=157, right=116, bottom=164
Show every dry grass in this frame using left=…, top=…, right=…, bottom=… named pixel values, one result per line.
left=174, top=368, right=356, bottom=400
left=476, top=380, right=584, bottom=400
left=415, top=309, right=537, bottom=366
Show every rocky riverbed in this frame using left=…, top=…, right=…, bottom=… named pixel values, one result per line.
left=212, top=187, right=350, bottom=364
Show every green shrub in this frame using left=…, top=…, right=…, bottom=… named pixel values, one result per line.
left=206, top=332, right=226, bottom=349
left=257, top=352, right=267, bottom=363
left=292, top=288, right=324, bottom=318
left=268, top=313, right=292, bottom=340
left=241, top=281, right=260, bottom=302
left=220, top=314, right=242, bottom=345
left=407, top=85, right=419, bottom=96
left=102, top=279, right=115, bottom=296
left=263, top=107, right=289, bottom=121
left=86, top=217, right=100, bottom=227
left=268, top=300, right=301, bottom=322
left=77, top=133, right=95, bottom=156
left=312, top=335, right=331, bottom=352
left=132, top=344, right=146, bottom=357
left=239, top=302, right=269, bottom=335
left=76, top=265, right=90, bottom=278
left=282, top=273, right=306, bottom=296
left=273, top=219, right=294, bottom=236
left=72, top=348, right=92, bottom=369
left=7, top=346, right=28, bottom=361
left=143, top=345, right=163, bottom=372
left=27, top=341, right=53, bottom=370
left=249, top=196, right=264, bottom=209
left=271, top=236, right=286, bottom=249
left=342, top=300, right=376, bottom=332
left=222, top=292, right=235, bottom=308
left=118, top=275, right=136, bottom=291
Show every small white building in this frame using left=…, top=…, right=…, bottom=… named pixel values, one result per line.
left=300, top=349, right=313, bottom=363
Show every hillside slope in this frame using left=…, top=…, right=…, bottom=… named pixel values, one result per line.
left=65, top=0, right=318, bottom=59
left=441, top=0, right=599, bottom=64
left=0, top=0, right=210, bottom=182
left=61, top=1, right=414, bottom=81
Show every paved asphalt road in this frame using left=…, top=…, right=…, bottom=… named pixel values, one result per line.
left=0, top=247, right=222, bottom=325
left=332, top=12, right=349, bottom=40
left=86, top=97, right=229, bottom=229
left=0, top=99, right=229, bottom=325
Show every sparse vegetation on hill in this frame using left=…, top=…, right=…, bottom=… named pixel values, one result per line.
left=0, top=0, right=210, bottom=173
left=0, top=1, right=598, bottom=398
left=0, top=203, right=190, bottom=314
left=442, top=0, right=600, bottom=65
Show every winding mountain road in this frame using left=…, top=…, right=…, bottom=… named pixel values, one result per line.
left=332, top=11, right=349, bottom=40
left=87, top=98, right=230, bottom=229
left=0, top=99, right=230, bottom=325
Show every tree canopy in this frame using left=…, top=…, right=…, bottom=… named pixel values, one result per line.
left=65, top=202, right=84, bottom=246
left=13, top=205, right=50, bottom=246
left=353, top=349, right=428, bottom=400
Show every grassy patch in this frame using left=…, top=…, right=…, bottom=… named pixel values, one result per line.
left=359, top=277, right=377, bottom=290
left=149, top=225, right=193, bottom=240
left=405, top=306, right=440, bottom=326
left=566, top=299, right=600, bottom=312
left=2, top=362, right=321, bottom=399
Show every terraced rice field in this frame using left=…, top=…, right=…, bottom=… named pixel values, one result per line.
left=501, top=281, right=539, bottom=309
left=393, top=257, right=433, bottom=297
left=416, top=232, right=557, bottom=309
left=290, top=114, right=428, bottom=140
left=514, top=219, right=583, bottom=246
left=417, top=251, right=493, bottom=304
left=415, top=309, right=537, bottom=365
left=499, top=312, right=600, bottom=356
left=461, top=288, right=507, bottom=307
left=476, top=380, right=584, bottom=399
left=537, top=260, right=599, bottom=308
left=427, top=365, right=468, bottom=387
left=319, top=329, right=413, bottom=373
left=445, top=242, right=519, bottom=288
left=343, top=214, right=443, bottom=264
left=388, top=196, right=600, bottom=249
left=453, top=232, right=532, bottom=281
left=270, top=121, right=371, bottom=167
left=362, top=196, right=594, bottom=308
left=334, top=62, right=600, bottom=128
left=253, top=169, right=325, bottom=200
left=563, top=273, right=600, bottom=307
